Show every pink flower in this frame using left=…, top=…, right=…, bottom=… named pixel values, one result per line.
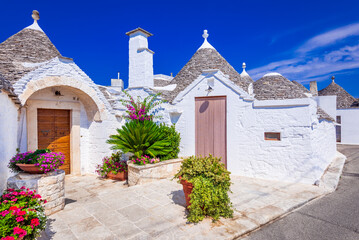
left=16, top=216, right=24, bottom=222
left=31, top=218, right=40, bottom=226
left=13, top=227, right=27, bottom=237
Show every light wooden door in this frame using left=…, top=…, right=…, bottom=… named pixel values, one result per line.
left=37, top=109, right=71, bottom=174
left=195, top=96, right=227, bottom=167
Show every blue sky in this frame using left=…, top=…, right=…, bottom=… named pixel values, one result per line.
left=1, top=0, right=359, bottom=97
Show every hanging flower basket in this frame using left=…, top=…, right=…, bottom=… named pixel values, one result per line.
left=15, top=164, right=44, bottom=174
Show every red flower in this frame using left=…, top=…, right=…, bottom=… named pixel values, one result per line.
left=33, top=194, right=41, bottom=199
left=31, top=218, right=40, bottom=226
left=1, top=236, right=15, bottom=240
left=9, top=206, right=18, bottom=211
left=16, top=216, right=24, bottom=222
left=13, top=227, right=27, bottom=237
left=17, top=211, right=26, bottom=216
left=20, top=186, right=26, bottom=190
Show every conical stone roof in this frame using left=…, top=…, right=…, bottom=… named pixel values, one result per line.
left=253, top=73, right=307, bottom=100
left=0, top=25, right=61, bottom=85
left=292, top=80, right=309, bottom=93
left=161, top=48, right=253, bottom=102
left=318, top=81, right=358, bottom=109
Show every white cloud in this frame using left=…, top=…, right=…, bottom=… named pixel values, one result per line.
left=248, top=23, right=359, bottom=83
left=297, top=23, right=359, bottom=54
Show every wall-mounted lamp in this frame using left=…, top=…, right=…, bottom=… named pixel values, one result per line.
left=55, top=91, right=63, bottom=96
left=206, top=86, right=213, bottom=93
left=206, top=78, right=214, bottom=93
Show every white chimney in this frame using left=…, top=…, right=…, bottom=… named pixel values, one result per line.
left=126, top=28, right=154, bottom=88
left=111, top=72, right=124, bottom=90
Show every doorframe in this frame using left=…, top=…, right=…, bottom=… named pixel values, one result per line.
left=26, top=99, right=81, bottom=175
left=194, top=95, right=227, bottom=168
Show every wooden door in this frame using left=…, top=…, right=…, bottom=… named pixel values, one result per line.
left=37, top=109, right=71, bottom=174
left=195, top=96, right=227, bottom=167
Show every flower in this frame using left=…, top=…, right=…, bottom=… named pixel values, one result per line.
left=31, top=218, right=40, bottom=226
left=16, top=216, right=24, bottom=222
left=13, top=227, right=27, bottom=237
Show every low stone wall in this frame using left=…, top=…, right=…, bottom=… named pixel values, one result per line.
left=7, top=170, right=65, bottom=215
left=128, top=158, right=182, bottom=186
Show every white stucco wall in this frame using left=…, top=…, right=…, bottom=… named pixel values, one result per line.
left=338, top=108, right=359, bottom=144
left=0, top=92, right=18, bottom=193
left=21, top=87, right=122, bottom=175
left=173, top=72, right=336, bottom=184
left=315, top=95, right=337, bottom=119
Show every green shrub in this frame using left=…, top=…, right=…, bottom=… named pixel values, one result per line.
left=158, top=124, right=180, bottom=160
left=107, top=120, right=172, bottom=159
left=174, top=155, right=233, bottom=223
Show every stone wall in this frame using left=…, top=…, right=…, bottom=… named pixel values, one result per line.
left=128, top=159, right=182, bottom=186
left=7, top=170, right=65, bottom=215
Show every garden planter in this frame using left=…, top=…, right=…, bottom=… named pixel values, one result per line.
left=107, top=171, right=128, bottom=181
left=16, top=164, right=44, bottom=174
left=180, top=179, right=193, bottom=207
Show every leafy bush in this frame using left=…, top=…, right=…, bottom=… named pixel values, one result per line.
left=157, top=124, right=180, bottom=160
left=120, top=91, right=165, bottom=121
left=0, top=187, right=47, bottom=239
left=8, top=149, right=65, bottom=173
left=174, top=155, right=233, bottom=223
left=95, top=152, right=127, bottom=178
left=107, top=120, right=172, bottom=159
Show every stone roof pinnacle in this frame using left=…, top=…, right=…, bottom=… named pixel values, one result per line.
left=198, top=29, right=215, bottom=50
left=26, top=10, right=44, bottom=32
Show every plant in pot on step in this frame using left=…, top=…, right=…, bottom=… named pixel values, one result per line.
left=8, top=149, right=65, bottom=174
left=96, top=152, right=128, bottom=181
left=174, top=155, right=234, bottom=223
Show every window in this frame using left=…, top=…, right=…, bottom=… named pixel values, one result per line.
left=265, top=132, right=281, bottom=141
left=336, top=116, right=341, bottom=143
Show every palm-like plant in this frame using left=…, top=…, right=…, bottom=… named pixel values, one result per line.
left=107, top=120, right=172, bottom=158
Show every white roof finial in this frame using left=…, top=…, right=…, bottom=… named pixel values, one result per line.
left=241, top=62, right=249, bottom=76
left=202, top=30, right=209, bottom=40
left=198, top=29, right=215, bottom=50
left=242, top=62, right=246, bottom=69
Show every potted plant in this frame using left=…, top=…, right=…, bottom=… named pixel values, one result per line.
left=96, top=152, right=128, bottom=181
left=0, top=187, right=47, bottom=239
left=8, top=149, right=65, bottom=174
left=174, top=155, right=234, bottom=223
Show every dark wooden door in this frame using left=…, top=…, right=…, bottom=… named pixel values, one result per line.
left=37, top=109, right=71, bottom=174
left=195, top=96, right=227, bottom=167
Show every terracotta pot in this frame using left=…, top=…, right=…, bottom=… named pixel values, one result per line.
left=16, top=164, right=44, bottom=174
left=107, top=171, right=128, bottom=181
left=180, top=179, right=193, bottom=207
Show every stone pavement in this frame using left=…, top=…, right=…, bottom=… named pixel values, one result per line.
left=38, top=172, right=330, bottom=240
left=242, top=144, right=359, bottom=240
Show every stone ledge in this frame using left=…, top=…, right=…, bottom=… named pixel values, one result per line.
left=319, top=151, right=347, bottom=192
left=128, top=158, right=182, bottom=186
left=7, top=170, right=65, bottom=215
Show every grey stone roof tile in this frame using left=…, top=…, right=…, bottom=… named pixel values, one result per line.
left=161, top=48, right=253, bottom=102
left=318, top=81, right=358, bottom=109
left=253, top=74, right=307, bottom=100
left=0, top=28, right=61, bottom=86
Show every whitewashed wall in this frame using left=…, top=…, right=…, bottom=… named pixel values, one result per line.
left=19, top=87, right=121, bottom=175
left=174, top=72, right=336, bottom=184
left=315, top=95, right=337, bottom=119
left=0, top=92, right=18, bottom=193
left=338, top=108, right=359, bottom=144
